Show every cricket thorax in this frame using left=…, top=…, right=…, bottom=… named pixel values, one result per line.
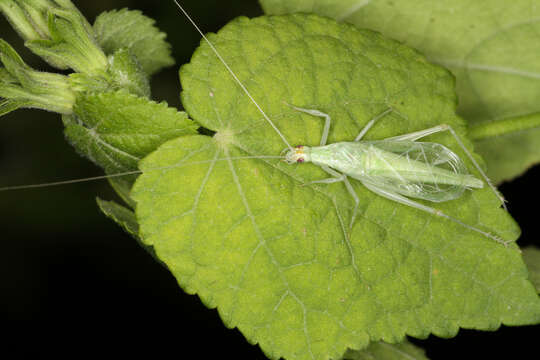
left=284, top=145, right=311, bottom=164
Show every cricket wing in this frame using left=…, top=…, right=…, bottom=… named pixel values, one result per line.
left=358, top=140, right=483, bottom=202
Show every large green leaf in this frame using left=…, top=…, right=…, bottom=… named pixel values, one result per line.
left=132, top=14, right=539, bottom=360
left=260, top=0, right=540, bottom=183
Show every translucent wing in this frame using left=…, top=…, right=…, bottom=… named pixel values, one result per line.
left=358, top=140, right=482, bottom=202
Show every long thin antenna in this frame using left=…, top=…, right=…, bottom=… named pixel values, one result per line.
left=0, top=171, right=141, bottom=192
left=0, top=155, right=284, bottom=192
left=172, top=0, right=294, bottom=152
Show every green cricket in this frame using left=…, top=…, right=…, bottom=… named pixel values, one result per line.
left=173, top=0, right=508, bottom=245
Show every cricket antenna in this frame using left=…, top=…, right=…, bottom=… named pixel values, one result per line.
left=171, top=0, right=294, bottom=152
left=0, top=156, right=284, bottom=192
left=0, top=170, right=142, bottom=192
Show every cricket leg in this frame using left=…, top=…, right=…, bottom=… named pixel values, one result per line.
left=361, top=180, right=509, bottom=246
left=310, top=166, right=360, bottom=232
left=286, top=104, right=332, bottom=146
left=444, top=125, right=506, bottom=210
left=304, top=165, right=345, bottom=185
left=287, top=105, right=393, bottom=145
left=354, top=108, right=393, bottom=141
left=386, top=124, right=450, bottom=142
left=387, top=124, right=506, bottom=210
left=343, top=176, right=360, bottom=231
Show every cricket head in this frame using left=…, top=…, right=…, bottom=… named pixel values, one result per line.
left=283, top=145, right=311, bottom=164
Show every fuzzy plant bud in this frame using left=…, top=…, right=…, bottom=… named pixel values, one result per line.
left=0, top=0, right=107, bottom=74
left=0, top=38, right=74, bottom=115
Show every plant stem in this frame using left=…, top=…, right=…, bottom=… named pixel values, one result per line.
left=468, top=112, right=540, bottom=140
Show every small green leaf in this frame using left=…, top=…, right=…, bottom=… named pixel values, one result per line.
left=106, top=48, right=150, bottom=98
left=344, top=340, right=428, bottom=360
left=97, top=197, right=161, bottom=264
left=108, top=177, right=136, bottom=209
left=96, top=198, right=139, bottom=238
left=132, top=15, right=539, bottom=360
left=64, top=90, right=197, bottom=183
left=94, top=9, right=174, bottom=75
left=523, top=247, right=540, bottom=293
left=260, top=0, right=540, bottom=183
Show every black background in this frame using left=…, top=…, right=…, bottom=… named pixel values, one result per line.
left=1, top=0, right=538, bottom=358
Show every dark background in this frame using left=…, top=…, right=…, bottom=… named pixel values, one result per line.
left=1, top=0, right=538, bottom=358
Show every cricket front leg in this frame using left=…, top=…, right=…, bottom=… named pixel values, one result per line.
left=303, top=166, right=345, bottom=185
left=286, top=104, right=332, bottom=146
left=303, top=166, right=360, bottom=232
left=343, top=176, right=360, bottom=232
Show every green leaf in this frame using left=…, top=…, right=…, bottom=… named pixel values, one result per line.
left=93, top=8, right=174, bottom=76
left=64, top=90, right=197, bottom=183
left=260, top=0, right=540, bottom=183
left=96, top=197, right=161, bottom=264
left=523, top=247, right=540, bottom=293
left=344, top=340, right=428, bottom=360
left=108, top=177, right=136, bottom=209
left=96, top=198, right=139, bottom=238
left=132, top=15, right=539, bottom=360
left=106, top=48, right=150, bottom=98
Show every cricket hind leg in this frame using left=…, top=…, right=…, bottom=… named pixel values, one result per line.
left=361, top=180, right=509, bottom=246
left=386, top=124, right=507, bottom=210
left=386, top=124, right=450, bottom=142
